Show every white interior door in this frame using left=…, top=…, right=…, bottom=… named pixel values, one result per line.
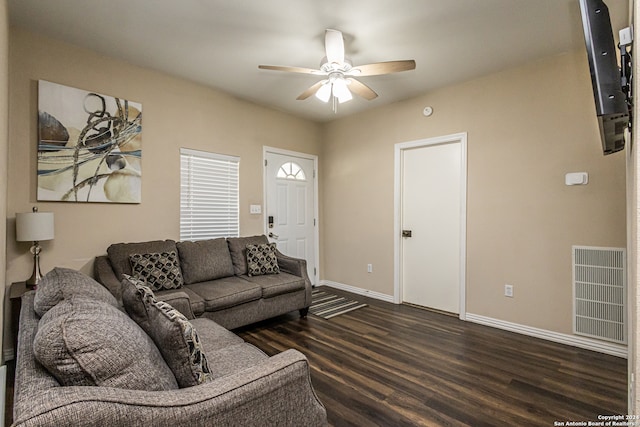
left=401, top=141, right=463, bottom=314
left=265, top=150, right=317, bottom=284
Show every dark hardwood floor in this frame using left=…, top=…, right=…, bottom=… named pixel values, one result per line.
left=236, top=287, right=628, bottom=427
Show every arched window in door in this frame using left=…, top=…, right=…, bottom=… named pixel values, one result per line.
left=277, top=161, right=306, bottom=181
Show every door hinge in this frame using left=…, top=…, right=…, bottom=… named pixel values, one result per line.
left=265, top=159, right=267, bottom=167
left=314, top=218, right=316, bottom=226
left=314, top=267, right=317, bottom=276
left=313, top=169, right=316, bottom=178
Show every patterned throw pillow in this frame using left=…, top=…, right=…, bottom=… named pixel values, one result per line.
left=121, top=274, right=211, bottom=387
left=129, top=251, right=184, bottom=291
left=246, top=243, right=280, bottom=277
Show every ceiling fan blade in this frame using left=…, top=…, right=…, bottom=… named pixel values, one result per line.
left=258, top=65, right=323, bottom=75
left=347, top=78, right=378, bottom=101
left=296, top=80, right=327, bottom=100
left=348, top=60, right=416, bottom=76
left=325, top=29, right=345, bottom=65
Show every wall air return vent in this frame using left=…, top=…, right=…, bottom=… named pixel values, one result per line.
left=573, top=246, right=626, bottom=344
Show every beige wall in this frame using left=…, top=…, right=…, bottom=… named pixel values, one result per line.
left=321, top=51, right=626, bottom=335
left=0, top=0, right=8, bottom=364
left=3, top=24, right=629, bottom=352
left=4, top=28, right=321, bottom=352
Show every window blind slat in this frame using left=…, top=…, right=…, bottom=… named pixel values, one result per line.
left=180, top=149, right=239, bottom=241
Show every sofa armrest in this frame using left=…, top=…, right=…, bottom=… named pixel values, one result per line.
left=275, top=250, right=313, bottom=308
left=14, top=347, right=327, bottom=427
left=94, top=255, right=124, bottom=303
left=155, top=290, right=196, bottom=320
left=275, top=250, right=308, bottom=279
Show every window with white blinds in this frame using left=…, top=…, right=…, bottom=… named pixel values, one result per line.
left=180, top=148, right=239, bottom=241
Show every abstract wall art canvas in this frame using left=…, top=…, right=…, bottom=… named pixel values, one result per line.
left=37, top=80, right=142, bottom=203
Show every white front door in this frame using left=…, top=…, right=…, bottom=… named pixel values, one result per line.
left=265, top=150, right=317, bottom=284
left=400, top=138, right=465, bottom=314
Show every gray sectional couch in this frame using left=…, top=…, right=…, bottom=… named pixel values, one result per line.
left=94, top=235, right=312, bottom=329
left=13, top=264, right=327, bottom=426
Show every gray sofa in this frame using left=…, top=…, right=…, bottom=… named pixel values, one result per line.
left=94, top=235, right=312, bottom=329
left=13, top=267, right=327, bottom=427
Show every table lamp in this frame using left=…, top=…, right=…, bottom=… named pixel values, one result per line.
left=16, top=206, right=55, bottom=288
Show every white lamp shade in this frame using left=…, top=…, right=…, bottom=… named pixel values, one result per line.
left=332, top=78, right=352, bottom=103
left=315, top=83, right=332, bottom=103
left=16, top=212, right=55, bottom=242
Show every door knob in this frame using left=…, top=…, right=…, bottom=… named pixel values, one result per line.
left=402, top=230, right=412, bottom=238
left=268, top=232, right=279, bottom=239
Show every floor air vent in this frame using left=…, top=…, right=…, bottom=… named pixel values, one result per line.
left=573, top=246, right=626, bottom=344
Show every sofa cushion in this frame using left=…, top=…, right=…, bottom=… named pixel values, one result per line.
left=191, top=316, right=268, bottom=380
left=121, top=275, right=212, bottom=388
left=202, top=343, right=268, bottom=380
left=107, top=239, right=178, bottom=279
left=226, top=235, right=269, bottom=275
left=246, top=243, right=280, bottom=277
left=241, top=272, right=306, bottom=299
left=33, top=297, right=178, bottom=391
left=185, top=276, right=261, bottom=311
left=130, top=250, right=184, bottom=291
left=176, top=238, right=235, bottom=284
left=191, top=318, right=245, bottom=348
left=34, top=267, right=120, bottom=317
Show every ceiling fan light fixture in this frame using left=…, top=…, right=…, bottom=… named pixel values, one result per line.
left=315, top=82, right=332, bottom=103
left=339, top=91, right=353, bottom=103
left=332, top=78, right=352, bottom=103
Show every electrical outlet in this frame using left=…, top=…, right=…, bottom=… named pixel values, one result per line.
left=504, top=284, right=513, bottom=298
left=367, top=264, right=373, bottom=273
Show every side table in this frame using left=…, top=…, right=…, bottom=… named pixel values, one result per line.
left=10, top=282, right=32, bottom=357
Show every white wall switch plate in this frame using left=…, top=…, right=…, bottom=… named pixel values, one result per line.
left=250, top=204, right=262, bottom=214
left=504, top=284, right=513, bottom=297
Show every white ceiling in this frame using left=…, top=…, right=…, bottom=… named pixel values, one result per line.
left=8, top=0, right=630, bottom=123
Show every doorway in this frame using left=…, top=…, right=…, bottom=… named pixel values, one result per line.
left=394, top=133, right=467, bottom=318
left=264, top=147, right=319, bottom=284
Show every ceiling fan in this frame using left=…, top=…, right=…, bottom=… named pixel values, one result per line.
left=259, top=29, right=416, bottom=113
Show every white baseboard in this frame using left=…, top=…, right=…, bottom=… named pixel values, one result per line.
left=465, top=313, right=628, bottom=359
left=318, top=280, right=395, bottom=303
left=318, top=280, right=627, bottom=358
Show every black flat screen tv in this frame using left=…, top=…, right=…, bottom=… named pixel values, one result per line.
left=578, top=0, right=629, bottom=155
